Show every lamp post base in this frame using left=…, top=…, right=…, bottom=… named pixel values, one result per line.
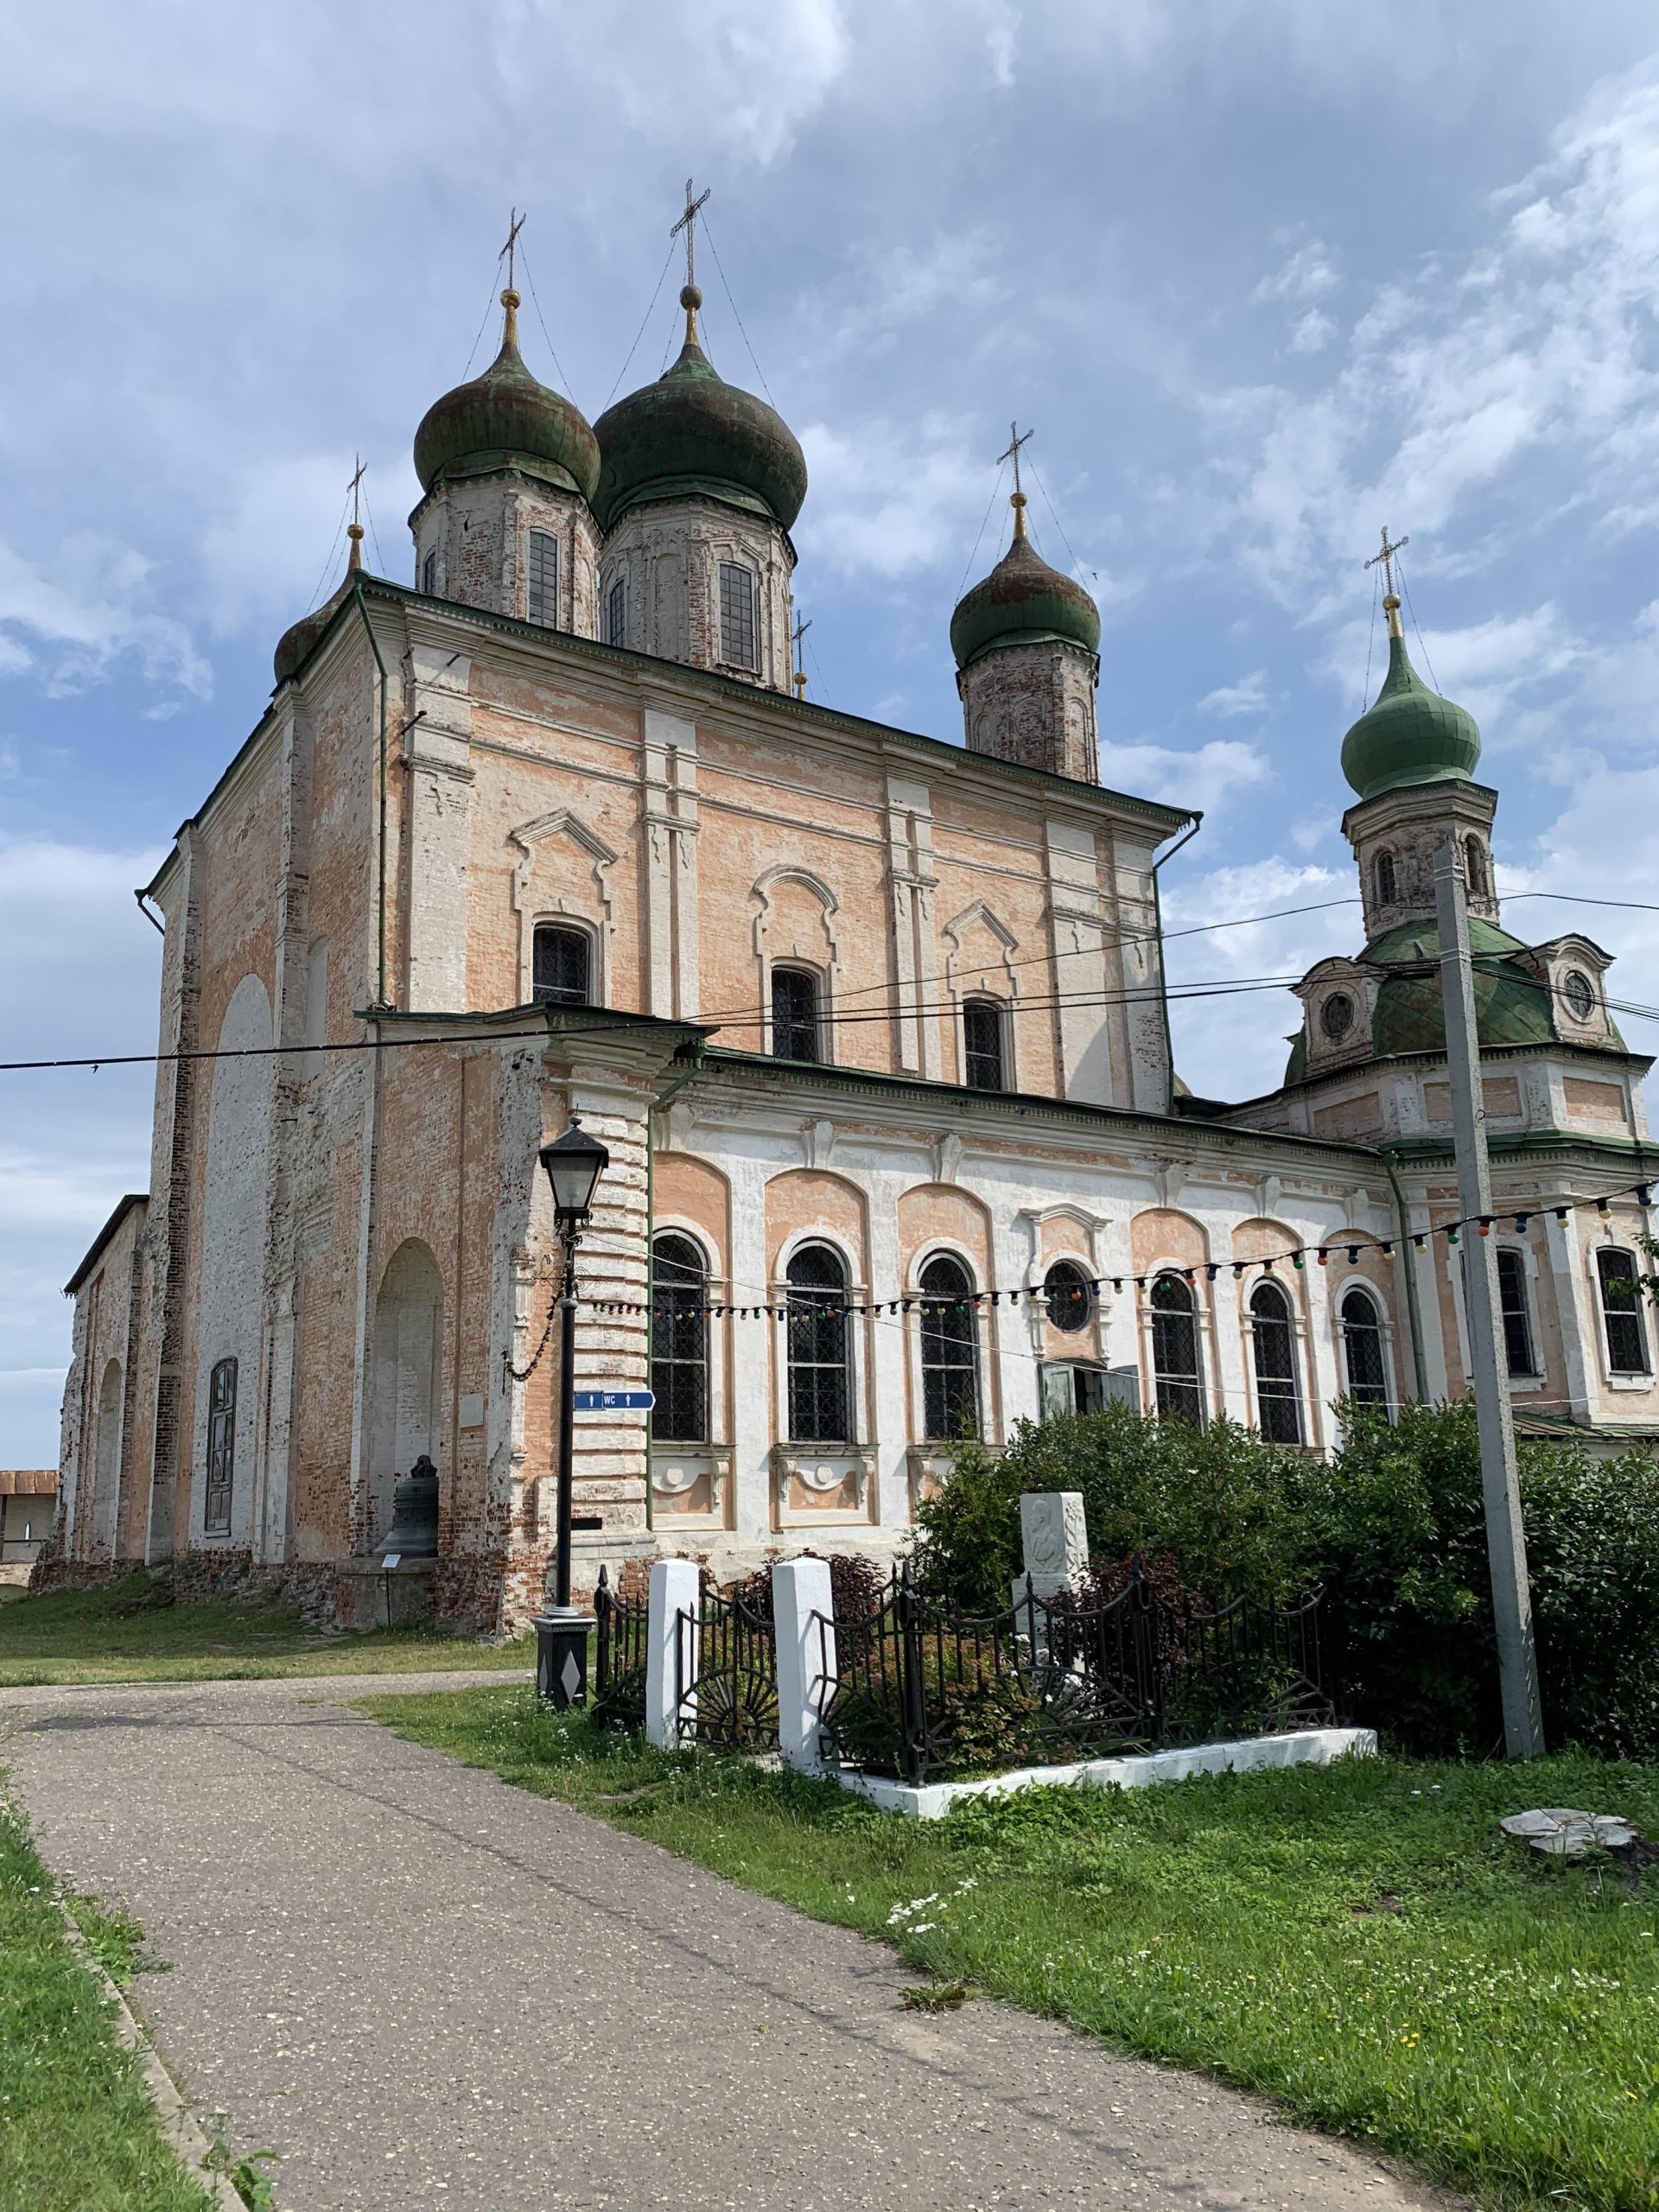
left=532, top=1606, right=594, bottom=1709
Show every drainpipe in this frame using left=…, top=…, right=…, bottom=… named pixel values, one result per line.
left=352, top=583, right=392, bottom=1012
left=642, top=1048, right=707, bottom=1532
left=1381, top=1148, right=1430, bottom=1402
left=1149, top=814, right=1203, bottom=1114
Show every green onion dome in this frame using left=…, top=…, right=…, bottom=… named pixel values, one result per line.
left=1341, top=613, right=1481, bottom=800
left=413, top=291, right=600, bottom=501
left=590, top=288, right=807, bottom=535
left=275, top=525, right=362, bottom=685
left=950, top=499, right=1100, bottom=672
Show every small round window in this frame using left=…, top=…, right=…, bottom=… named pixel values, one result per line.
left=1043, top=1260, right=1093, bottom=1334
left=1319, top=991, right=1356, bottom=1042
left=1562, top=969, right=1596, bottom=1022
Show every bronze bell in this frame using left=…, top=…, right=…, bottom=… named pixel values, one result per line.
left=378, top=1454, right=440, bottom=1557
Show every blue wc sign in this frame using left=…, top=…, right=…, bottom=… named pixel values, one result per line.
left=572, top=1388, right=656, bottom=1413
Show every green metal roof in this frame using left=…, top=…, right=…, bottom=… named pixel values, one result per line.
left=413, top=316, right=600, bottom=502
left=950, top=524, right=1100, bottom=673
left=1340, top=630, right=1481, bottom=800
left=592, top=331, right=806, bottom=535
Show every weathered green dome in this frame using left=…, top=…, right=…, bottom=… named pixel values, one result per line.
left=1341, top=628, right=1481, bottom=800
left=1365, top=916, right=1554, bottom=1058
left=275, top=528, right=361, bottom=685
left=592, top=296, right=806, bottom=535
left=413, top=293, right=600, bottom=501
left=950, top=510, right=1100, bottom=673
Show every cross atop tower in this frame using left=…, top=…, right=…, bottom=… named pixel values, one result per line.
left=671, top=178, right=711, bottom=292
left=346, top=454, right=365, bottom=570
left=1365, top=524, right=1408, bottom=598
left=998, top=421, right=1033, bottom=539
left=791, top=611, right=812, bottom=699
left=500, top=207, right=526, bottom=293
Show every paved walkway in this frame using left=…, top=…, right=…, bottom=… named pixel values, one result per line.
left=2, top=1673, right=1457, bottom=2212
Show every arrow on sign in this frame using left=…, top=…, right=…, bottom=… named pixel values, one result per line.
left=572, top=1389, right=656, bottom=1412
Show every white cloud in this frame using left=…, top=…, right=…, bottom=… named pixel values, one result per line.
left=1097, top=735, right=1270, bottom=814
left=1250, top=238, right=1341, bottom=306
left=1289, top=308, right=1335, bottom=354
left=0, top=533, right=212, bottom=702
left=1198, top=669, right=1270, bottom=717
left=798, top=414, right=989, bottom=579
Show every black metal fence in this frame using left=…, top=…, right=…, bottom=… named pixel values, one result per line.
left=814, top=1560, right=1336, bottom=1786
left=592, top=1567, right=649, bottom=1730
left=676, top=1587, right=779, bottom=1751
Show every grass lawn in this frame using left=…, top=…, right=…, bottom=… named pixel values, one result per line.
left=0, top=1572, right=534, bottom=1686
left=0, top=1789, right=222, bottom=2211
left=364, top=1683, right=1659, bottom=2212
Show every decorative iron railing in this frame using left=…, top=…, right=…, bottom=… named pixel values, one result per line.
left=813, top=1559, right=1336, bottom=1786
left=676, top=1587, right=779, bottom=1751
left=592, top=1567, right=648, bottom=1729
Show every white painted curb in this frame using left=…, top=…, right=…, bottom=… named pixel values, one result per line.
left=838, top=1725, right=1379, bottom=1820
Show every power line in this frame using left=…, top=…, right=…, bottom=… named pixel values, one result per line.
left=956, top=460, right=1010, bottom=601
left=606, top=240, right=678, bottom=409
left=461, top=251, right=509, bottom=382
left=699, top=213, right=776, bottom=407
left=517, top=245, right=574, bottom=395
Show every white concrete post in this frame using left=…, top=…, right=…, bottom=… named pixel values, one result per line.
left=772, top=1556, right=836, bottom=1775
left=1014, top=1490, right=1089, bottom=1609
left=645, top=1557, right=701, bottom=1749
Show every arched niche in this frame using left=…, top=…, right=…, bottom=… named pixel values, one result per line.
left=369, top=1238, right=444, bottom=1549
left=93, top=1357, right=124, bottom=1559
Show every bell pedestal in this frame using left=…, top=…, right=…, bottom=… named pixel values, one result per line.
left=533, top=1605, right=593, bottom=1708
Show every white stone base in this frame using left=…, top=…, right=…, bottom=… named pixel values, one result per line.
left=837, top=1726, right=1378, bottom=1820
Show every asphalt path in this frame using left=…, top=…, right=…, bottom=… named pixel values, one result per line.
left=1, top=1673, right=1461, bottom=2211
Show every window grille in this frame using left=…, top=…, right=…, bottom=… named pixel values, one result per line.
left=1374, top=849, right=1396, bottom=906
left=651, top=1234, right=709, bottom=1442
left=963, top=999, right=1006, bottom=1090
left=1249, top=1280, right=1303, bottom=1444
left=918, top=1254, right=979, bottom=1440
left=527, top=531, right=558, bottom=626
left=607, top=576, right=626, bottom=648
left=1150, top=1274, right=1204, bottom=1423
left=1044, top=1260, right=1093, bottom=1334
left=205, top=1357, right=237, bottom=1535
left=1340, top=1287, right=1389, bottom=1406
left=786, top=1245, right=852, bottom=1441
left=1598, top=1248, right=1650, bottom=1374
left=771, top=968, right=820, bottom=1062
left=1496, top=1248, right=1537, bottom=1376
left=422, top=551, right=438, bottom=596
left=532, top=925, right=590, bottom=1007
left=719, top=562, right=757, bottom=669
left=1562, top=969, right=1596, bottom=1022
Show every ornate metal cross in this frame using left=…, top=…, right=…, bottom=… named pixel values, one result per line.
left=1365, top=524, right=1409, bottom=596
left=670, top=178, right=711, bottom=291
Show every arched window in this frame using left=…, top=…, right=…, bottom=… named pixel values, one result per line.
left=1465, top=836, right=1488, bottom=896
left=1249, top=1281, right=1303, bottom=1444
left=1374, top=849, right=1396, bottom=906
left=918, top=1254, right=979, bottom=1439
left=651, top=1234, right=709, bottom=1442
left=205, top=1357, right=237, bottom=1535
left=785, top=1245, right=852, bottom=1441
left=1496, top=1248, right=1537, bottom=1377
left=772, top=968, right=820, bottom=1062
left=607, top=575, right=626, bottom=647
left=422, top=550, right=438, bottom=597
left=533, top=925, right=590, bottom=1007
left=527, top=530, right=558, bottom=626
left=1044, top=1260, right=1093, bottom=1334
left=1150, top=1274, right=1204, bottom=1423
left=718, top=562, right=757, bottom=669
left=1340, top=1287, right=1389, bottom=1406
left=1597, top=1249, right=1650, bottom=1375
left=962, top=999, right=1006, bottom=1091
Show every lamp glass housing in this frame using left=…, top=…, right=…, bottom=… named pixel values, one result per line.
left=539, top=1122, right=610, bottom=1220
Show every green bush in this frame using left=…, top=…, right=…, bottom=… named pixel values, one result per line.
left=910, top=1398, right=1659, bottom=1757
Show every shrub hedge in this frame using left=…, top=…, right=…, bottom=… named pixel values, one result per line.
left=908, top=1400, right=1659, bottom=1758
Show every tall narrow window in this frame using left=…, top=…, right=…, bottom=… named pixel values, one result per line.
left=772, top=968, right=820, bottom=1062
left=422, top=550, right=438, bottom=596
left=963, top=999, right=1006, bottom=1090
left=205, top=1357, right=237, bottom=1535
left=1496, top=1248, right=1537, bottom=1377
left=607, top=575, right=626, bottom=647
left=1341, top=1287, right=1389, bottom=1406
left=1249, top=1281, right=1303, bottom=1444
left=532, top=925, right=590, bottom=1007
left=719, top=562, right=757, bottom=669
left=1598, top=1248, right=1650, bottom=1374
left=1465, top=836, right=1488, bottom=896
left=1150, top=1274, right=1204, bottom=1423
left=527, top=530, right=559, bottom=626
left=786, top=1245, right=852, bottom=1441
left=1044, top=1260, right=1093, bottom=1334
left=918, top=1254, right=979, bottom=1440
left=651, top=1234, right=709, bottom=1442
left=1374, top=849, right=1396, bottom=906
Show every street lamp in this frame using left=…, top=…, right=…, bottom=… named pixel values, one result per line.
left=534, top=1116, right=609, bottom=1708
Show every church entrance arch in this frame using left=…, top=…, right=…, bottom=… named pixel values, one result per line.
left=369, top=1240, right=444, bottom=1550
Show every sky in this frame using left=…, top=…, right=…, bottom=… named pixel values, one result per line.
left=5, top=0, right=1659, bottom=1461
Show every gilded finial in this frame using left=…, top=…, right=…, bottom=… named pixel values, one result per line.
left=1365, top=527, right=1410, bottom=640
left=1010, top=489, right=1029, bottom=543
left=671, top=179, right=712, bottom=350
left=501, top=286, right=521, bottom=349
left=346, top=521, right=364, bottom=572
left=681, top=281, right=702, bottom=347
left=793, top=667, right=808, bottom=699
left=346, top=455, right=366, bottom=571
left=997, top=421, right=1034, bottom=545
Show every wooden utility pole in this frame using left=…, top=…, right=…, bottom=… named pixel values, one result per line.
left=1433, top=836, right=1546, bottom=1758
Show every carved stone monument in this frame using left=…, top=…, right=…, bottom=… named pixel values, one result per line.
left=1014, top=1490, right=1090, bottom=1607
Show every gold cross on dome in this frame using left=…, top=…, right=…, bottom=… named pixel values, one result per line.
left=500, top=207, right=526, bottom=292
left=1365, top=524, right=1409, bottom=597
left=670, top=177, right=711, bottom=291
left=997, top=421, right=1033, bottom=498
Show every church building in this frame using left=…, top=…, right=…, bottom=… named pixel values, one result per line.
left=47, top=243, right=1659, bottom=1630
